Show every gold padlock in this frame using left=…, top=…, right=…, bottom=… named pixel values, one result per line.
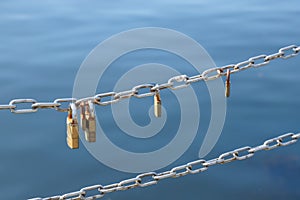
left=84, top=101, right=96, bottom=142
left=154, top=91, right=161, bottom=118
left=66, top=103, right=79, bottom=149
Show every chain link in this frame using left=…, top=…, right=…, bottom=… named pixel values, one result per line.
left=186, top=159, right=208, bottom=174
left=132, top=84, right=156, bottom=98
left=0, top=45, right=298, bottom=114
left=94, top=92, right=119, bottom=106
left=31, top=102, right=61, bottom=109
left=168, top=75, right=190, bottom=89
left=279, top=45, right=299, bottom=59
left=80, top=185, right=104, bottom=199
left=30, top=131, right=299, bottom=200
left=54, top=98, right=77, bottom=112
left=9, top=99, right=38, bottom=114
left=136, top=172, right=158, bottom=187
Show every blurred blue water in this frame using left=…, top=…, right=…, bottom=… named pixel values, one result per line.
left=0, top=0, right=300, bottom=199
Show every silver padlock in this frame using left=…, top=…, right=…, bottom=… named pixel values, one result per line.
left=84, top=101, right=96, bottom=142
left=79, top=102, right=87, bottom=131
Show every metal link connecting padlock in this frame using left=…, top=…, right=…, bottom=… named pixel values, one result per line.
left=84, top=101, right=96, bottom=142
left=66, top=103, right=79, bottom=149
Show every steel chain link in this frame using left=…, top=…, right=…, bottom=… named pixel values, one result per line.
left=0, top=45, right=299, bottom=114
left=29, top=132, right=300, bottom=200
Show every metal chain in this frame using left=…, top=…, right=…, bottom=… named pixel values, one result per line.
left=0, top=45, right=299, bottom=114
left=29, top=132, right=300, bottom=200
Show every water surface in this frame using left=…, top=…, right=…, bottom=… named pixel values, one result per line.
left=0, top=0, right=300, bottom=199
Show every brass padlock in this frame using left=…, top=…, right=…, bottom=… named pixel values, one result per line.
left=66, top=103, right=79, bottom=149
left=84, top=101, right=96, bottom=142
left=154, top=91, right=161, bottom=118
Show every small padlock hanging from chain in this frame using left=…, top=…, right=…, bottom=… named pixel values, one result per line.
left=66, top=103, right=79, bottom=149
left=225, top=69, right=231, bottom=98
left=83, top=100, right=96, bottom=142
left=153, top=89, right=161, bottom=118
left=79, top=102, right=87, bottom=132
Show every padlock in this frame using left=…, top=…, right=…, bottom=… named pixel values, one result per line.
left=84, top=101, right=96, bottom=142
left=154, top=91, right=161, bottom=118
left=66, top=103, right=79, bottom=149
left=79, top=102, right=87, bottom=131
left=225, top=69, right=231, bottom=98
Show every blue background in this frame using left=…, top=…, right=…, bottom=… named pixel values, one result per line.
left=0, top=0, right=299, bottom=199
